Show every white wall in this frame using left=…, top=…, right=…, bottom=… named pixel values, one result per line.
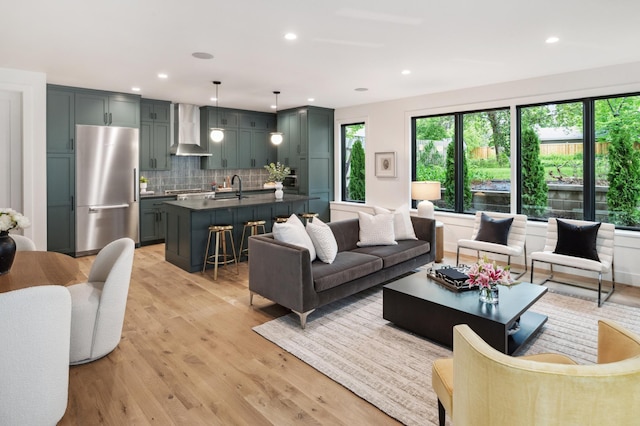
left=332, top=61, right=640, bottom=287
left=0, top=68, right=47, bottom=249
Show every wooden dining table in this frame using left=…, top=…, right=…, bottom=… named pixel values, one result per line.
left=0, top=251, right=85, bottom=293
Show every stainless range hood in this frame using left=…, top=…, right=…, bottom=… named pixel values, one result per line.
left=171, top=104, right=212, bottom=156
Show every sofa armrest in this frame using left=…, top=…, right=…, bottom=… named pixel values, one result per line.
left=411, top=216, right=436, bottom=253
left=248, top=234, right=318, bottom=313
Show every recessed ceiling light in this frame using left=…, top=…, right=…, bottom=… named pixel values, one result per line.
left=158, top=73, right=168, bottom=79
left=131, top=87, right=141, bottom=92
left=401, top=70, right=411, bottom=75
left=270, top=104, right=277, bottom=109
left=307, top=98, right=315, bottom=102
left=546, top=36, right=559, bottom=44
left=192, top=52, right=214, bottom=59
left=354, top=87, right=368, bottom=92
left=284, top=33, right=297, bottom=40
left=210, top=97, right=217, bottom=102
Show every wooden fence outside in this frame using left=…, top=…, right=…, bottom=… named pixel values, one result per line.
left=470, top=142, right=612, bottom=159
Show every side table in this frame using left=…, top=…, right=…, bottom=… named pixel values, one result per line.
left=435, top=221, right=444, bottom=263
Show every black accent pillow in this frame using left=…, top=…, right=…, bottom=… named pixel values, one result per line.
left=554, top=219, right=601, bottom=261
left=474, top=213, right=514, bottom=245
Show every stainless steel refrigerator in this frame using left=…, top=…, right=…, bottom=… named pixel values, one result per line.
left=75, top=125, right=139, bottom=256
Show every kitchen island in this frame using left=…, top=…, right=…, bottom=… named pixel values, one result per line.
left=163, top=193, right=316, bottom=272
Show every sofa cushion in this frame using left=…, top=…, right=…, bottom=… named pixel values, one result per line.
left=353, top=240, right=430, bottom=268
left=357, top=211, right=397, bottom=247
left=373, top=205, right=417, bottom=240
left=306, top=217, right=338, bottom=264
left=312, top=251, right=383, bottom=292
left=273, top=214, right=317, bottom=261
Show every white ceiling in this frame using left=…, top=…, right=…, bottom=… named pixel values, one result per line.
left=3, top=0, right=640, bottom=112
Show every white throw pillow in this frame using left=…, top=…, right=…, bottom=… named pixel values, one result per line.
left=306, top=217, right=338, bottom=264
left=356, top=211, right=397, bottom=247
left=273, top=214, right=317, bottom=261
left=373, top=205, right=417, bottom=240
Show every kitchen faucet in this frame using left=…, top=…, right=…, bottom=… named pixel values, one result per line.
left=231, top=174, right=242, bottom=200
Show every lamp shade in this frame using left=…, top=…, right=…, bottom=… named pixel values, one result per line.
left=411, top=181, right=441, bottom=201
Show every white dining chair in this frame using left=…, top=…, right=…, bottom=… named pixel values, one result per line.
left=11, top=234, right=36, bottom=251
left=68, top=237, right=135, bottom=365
left=0, top=285, right=72, bottom=424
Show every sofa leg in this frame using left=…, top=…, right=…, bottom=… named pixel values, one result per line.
left=438, top=399, right=446, bottom=426
left=249, top=291, right=254, bottom=306
left=292, top=309, right=315, bottom=329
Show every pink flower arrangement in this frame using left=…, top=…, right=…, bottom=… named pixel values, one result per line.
left=466, top=257, right=512, bottom=289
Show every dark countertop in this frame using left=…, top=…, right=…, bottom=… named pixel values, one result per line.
left=140, top=187, right=275, bottom=200
left=163, top=193, right=315, bottom=211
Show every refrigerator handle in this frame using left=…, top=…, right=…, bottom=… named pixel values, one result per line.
left=88, top=204, right=129, bottom=212
left=134, top=168, right=138, bottom=202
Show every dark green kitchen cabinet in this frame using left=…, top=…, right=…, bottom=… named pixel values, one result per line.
left=140, top=99, right=171, bottom=171
left=238, top=112, right=277, bottom=168
left=277, top=106, right=334, bottom=221
left=140, top=196, right=174, bottom=244
left=47, top=154, right=75, bottom=254
left=276, top=110, right=301, bottom=169
left=47, top=87, right=75, bottom=153
left=75, top=89, right=140, bottom=127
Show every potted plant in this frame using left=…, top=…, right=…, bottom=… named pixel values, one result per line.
left=264, top=162, right=291, bottom=183
left=139, top=176, right=149, bottom=192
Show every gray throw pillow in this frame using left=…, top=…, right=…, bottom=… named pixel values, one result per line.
left=474, top=213, right=513, bottom=246
left=554, top=219, right=601, bottom=261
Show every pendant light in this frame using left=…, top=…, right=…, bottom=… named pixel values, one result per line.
left=210, top=81, right=224, bottom=143
left=270, top=91, right=284, bottom=145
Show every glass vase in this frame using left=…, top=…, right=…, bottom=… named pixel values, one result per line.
left=0, top=231, right=17, bottom=275
left=479, top=285, right=499, bottom=304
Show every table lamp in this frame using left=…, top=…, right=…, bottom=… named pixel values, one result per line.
left=411, top=181, right=441, bottom=219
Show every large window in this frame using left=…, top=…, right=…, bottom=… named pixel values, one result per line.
left=412, top=92, right=640, bottom=230
left=412, top=108, right=511, bottom=214
left=341, top=123, right=365, bottom=202
left=518, top=95, right=640, bottom=230
left=518, top=101, right=584, bottom=220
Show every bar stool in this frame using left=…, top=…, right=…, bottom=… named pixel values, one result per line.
left=274, top=215, right=289, bottom=224
left=299, top=212, right=319, bottom=225
left=238, top=220, right=267, bottom=261
left=202, top=225, right=238, bottom=280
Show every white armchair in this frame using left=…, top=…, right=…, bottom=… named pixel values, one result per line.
left=530, top=218, right=615, bottom=306
left=456, top=211, right=528, bottom=279
left=0, top=286, right=72, bottom=425
left=68, top=237, right=135, bottom=365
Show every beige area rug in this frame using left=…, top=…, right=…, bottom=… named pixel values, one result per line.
left=253, top=283, right=640, bottom=426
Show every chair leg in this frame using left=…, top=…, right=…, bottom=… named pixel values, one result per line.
left=202, top=230, right=213, bottom=273
left=456, top=247, right=460, bottom=266
left=438, top=399, right=446, bottom=426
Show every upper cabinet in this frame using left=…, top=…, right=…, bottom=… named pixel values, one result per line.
left=200, top=107, right=276, bottom=170
left=47, top=87, right=76, bottom=153
left=140, top=99, right=171, bottom=171
left=75, top=89, right=140, bottom=128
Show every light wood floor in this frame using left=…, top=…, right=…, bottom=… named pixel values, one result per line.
left=60, top=245, right=640, bottom=425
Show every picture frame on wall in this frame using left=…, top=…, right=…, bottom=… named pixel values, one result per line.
left=375, top=151, right=396, bottom=177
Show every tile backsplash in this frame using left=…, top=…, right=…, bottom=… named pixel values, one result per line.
left=141, top=156, right=271, bottom=193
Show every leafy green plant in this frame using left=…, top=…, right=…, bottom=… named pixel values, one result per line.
left=521, top=128, right=549, bottom=216
left=444, top=142, right=472, bottom=209
left=606, top=119, right=640, bottom=225
left=348, top=140, right=365, bottom=201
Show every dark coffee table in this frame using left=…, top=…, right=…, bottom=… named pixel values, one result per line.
left=383, top=273, right=548, bottom=354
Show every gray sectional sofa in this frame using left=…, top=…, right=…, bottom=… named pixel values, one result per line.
left=248, top=216, right=436, bottom=327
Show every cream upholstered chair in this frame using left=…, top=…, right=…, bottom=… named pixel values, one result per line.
left=68, top=237, right=135, bottom=365
left=456, top=211, right=528, bottom=279
left=530, top=218, right=615, bottom=306
left=0, top=286, right=72, bottom=425
left=11, top=233, right=36, bottom=251
left=432, top=320, right=640, bottom=426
